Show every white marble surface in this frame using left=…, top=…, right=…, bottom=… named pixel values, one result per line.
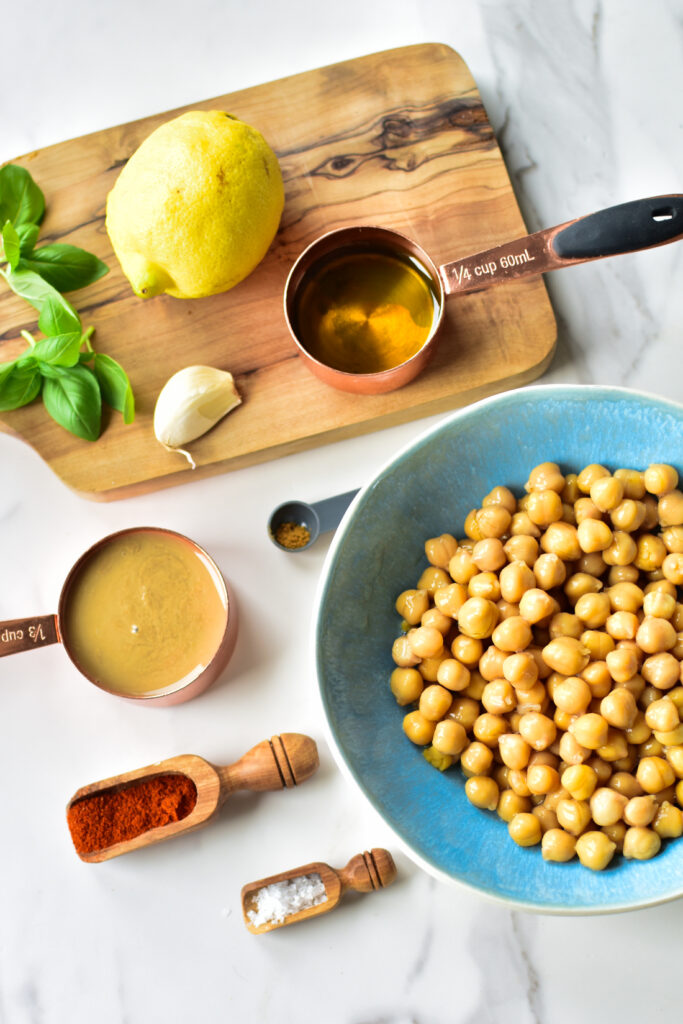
left=1, top=2, right=682, bottom=1022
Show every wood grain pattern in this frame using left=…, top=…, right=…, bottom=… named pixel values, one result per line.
left=0, top=44, right=556, bottom=499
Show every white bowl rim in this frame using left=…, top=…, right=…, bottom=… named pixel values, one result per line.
left=311, top=383, right=683, bottom=915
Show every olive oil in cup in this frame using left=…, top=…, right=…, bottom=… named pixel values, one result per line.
left=0, top=527, right=237, bottom=705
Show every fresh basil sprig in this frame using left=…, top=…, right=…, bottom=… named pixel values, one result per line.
left=0, top=164, right=134, bottom=440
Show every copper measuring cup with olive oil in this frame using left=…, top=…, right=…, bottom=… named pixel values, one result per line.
left=284, top=196, right=683, bottom=394
left=0, top=526, right=237, bottom=705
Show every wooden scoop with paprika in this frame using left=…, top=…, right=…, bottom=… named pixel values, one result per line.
left=66, top=733, right=319, bottom=862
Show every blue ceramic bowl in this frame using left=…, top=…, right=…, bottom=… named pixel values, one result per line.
left=314, top=385, right=683, bottom=914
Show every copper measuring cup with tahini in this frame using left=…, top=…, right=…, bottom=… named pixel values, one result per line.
left=284, top=195, right=683, bottom=394
left=0, top=526, right=237, bottom=705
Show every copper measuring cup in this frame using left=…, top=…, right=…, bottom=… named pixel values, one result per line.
left=0, top=526, right=237, bottom=705
left=284, top=195, right=683, bottom=394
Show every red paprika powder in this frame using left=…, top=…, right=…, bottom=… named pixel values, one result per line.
left=67, top=772, right=197, bottom=856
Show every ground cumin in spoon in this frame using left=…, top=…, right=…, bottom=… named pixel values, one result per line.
left=67, top=773, right=197, bottom=855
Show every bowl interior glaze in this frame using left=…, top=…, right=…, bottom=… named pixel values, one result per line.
left=315, top=385, right=683, bottom=913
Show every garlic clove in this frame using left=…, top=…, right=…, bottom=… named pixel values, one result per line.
left=154, top=365, right=241, bottom=468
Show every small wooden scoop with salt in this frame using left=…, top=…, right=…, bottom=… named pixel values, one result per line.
left=241, top=848, right=397, bottom=933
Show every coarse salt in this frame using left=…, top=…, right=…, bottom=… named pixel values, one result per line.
left=247, top=872, right=327, bottom=927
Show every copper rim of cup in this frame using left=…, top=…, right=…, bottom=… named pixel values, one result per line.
left=283, top=225, right=445, bottom=394
left=57, top=526, right=238, bottom=706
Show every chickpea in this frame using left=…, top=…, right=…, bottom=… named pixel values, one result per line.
left=417, top=650, right=454, bottom=684
left=574, top=497, right=604, bottom=523
left=542, top=636, right=590, bottom=676
left=533, top=553, right=567, bottom=590
left=460, top=740, right=494, bottom=776
left=432, top=583, right=466, bottom=619
left=419, top=684, right=453, bottom=722
left=392, top=634, right=421, bottom=667
left=510, top=511, right=542, bottom=538
left=657, top=489, right=683, bottom=528
left=532, top=805, right=560, bottom=833
left=581, top=660, right=613, bottom=699
left=481, top=679, right=516, bottom=715
left=642, top=591, right=676, bottom=621
left=468, top=571, right=502, bottom=601
left=508, top=769, right=532, bottom=797
left=653, top=801, right=683, bottom=839
left=425, top=533, right=458, bottom=568
left=519, top=712, right=556, bottom=751
left=577, top=463, right=610, bottom=493
left=499, top=732, right=532, bottom=770
left=519, top=588, right=558, bottom=625
left=473, top=712, right=509, bottom=747
left=465, top=775, right=499, bottom=810
left=590, top=475, right=624, bottom=512
left=504, top=535, right=539, bottom=566
left=553, top=676, right=592, bottom=715
left=607, top=581, right=644, bottom=613
left=577, top=552, right=608, bottom=578
left=575, top=831, right=617, bottom=871
left=416, top=566, right=451, bottom=594
left=450, top=634, right=483, bottom=666
left=448, top=696, right=480, bottom=732
left=508, top=812, right=542, bottom=847
left=589, top=787, right=627, bottom=826
left=470, top=537, right=505, bottom=573
left=600, top=688, right=637, bottom=730
left=497, top=789, right=532, bottom=822
left=645, top=698, right=680, bottom=733
left=561, top=763, right=598, bottom=801
left=610, top=499, right=646, bottom=533
left=432, top=719, right=468, bottom=757
left=448, top=548, right=478, bottom=585
left=436, top=658, right=471, bottom=692
left=497, top=600, right=522, bottom=621
left=634, top=534, right=667, bottom=572
left=614, top=468, right=646, bottom=499
left=597, top=727, right=629, bottom=763
left=403, top=710, right=436, bottom=745
left=588, top=755, right=613, bottom=785
left=540, top=521, right=582, bottom=561
left=479, top=645, right=508, bottom=681
left=636, top=616, right=676, bottom=654
left=491, top=616, right=533, bottom=653
left=539, top=827, right=576, bottom=862
left=482, top=484, right=517, bottom=512
left=476, top=505, right=512, bottom=539
left=501, top=652, right=538, bottom=691
left=644, top=463, right=679, bottom=496
left=609, top=772, right=643, bottom=799
left=497, top=562, right=534, bottom=605
left=605, top=610, right=639, bottom=640
left=644, top=579, right=677, bottom=599
left=606, top=646, right=639, bottom=683
left=516, top=681, right=548, bottom=714
left=665, top=745, right=683, bottom=778
left=526, top=489, right=563, bottom=528
left=390, top=667, right=424, bottom=706
left=457, top=597, right=499, bottom=640
left=670, top=687, right=683, bottom=712
left=565, top=573, right=603, bottom=604
left=569, top=713, right=609, bottom=750
left=623, top=794, right=657, bottom=827
left=395, top=589, right=429, bottom=625
left=408, top=626, right=444, bottom=659
left=654, top=724, right=683, bottom=746
left=639, top=736, right=664, bottom=759
left=556, top=798, right=592, bottom=836
left=574, top=592, right=611, bottom=629
left=662, top=553, right=683, bottom=585
left=524, top=462, right=564, bottom=493
left=663, top=526, right=683, bottom=554
left=623, top=826, right=661, bottom=860
left=527, top=764, right=560, bottom=796
left=637, top=756, right=676, bottom=793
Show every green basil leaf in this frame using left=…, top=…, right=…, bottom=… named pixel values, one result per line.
left=15, top=223, right=40, bottom=254
left=41, top=364, right=101, bottom=441
left=31, top=332, right=83, bottom=367
left=37, top=292, right=82, bottom=337
left=93, top=353, right=135, bottom=423
left=0, top=361, right=42, bottom=411
left=5, top=267, right=82, bottom=335
left=0, top=165, right=45, bottom=228
left=2, top=220, right=21, bottom=269
left=20, top=244, right=109, bottom=292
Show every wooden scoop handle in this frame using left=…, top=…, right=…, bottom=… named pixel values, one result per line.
left=337, top=848, right=397, bottom=893
left=218, top=733, right=319, bottom=798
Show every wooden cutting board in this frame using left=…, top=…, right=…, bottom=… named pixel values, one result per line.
left=0, top=43, right=556, bottom=500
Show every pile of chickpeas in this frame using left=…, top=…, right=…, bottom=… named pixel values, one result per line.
left=390, top=461, right=683, bottom=871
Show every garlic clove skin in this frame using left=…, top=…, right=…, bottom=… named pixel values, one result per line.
left=154, top=365, right=241, bottom=466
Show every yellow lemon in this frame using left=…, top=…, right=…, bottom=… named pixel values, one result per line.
left=105, top=110, right=284, bottom=299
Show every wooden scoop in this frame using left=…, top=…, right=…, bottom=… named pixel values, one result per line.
left=241, top=848, right=397, bottom=933
left=66, top=733, right=319, bottom=863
